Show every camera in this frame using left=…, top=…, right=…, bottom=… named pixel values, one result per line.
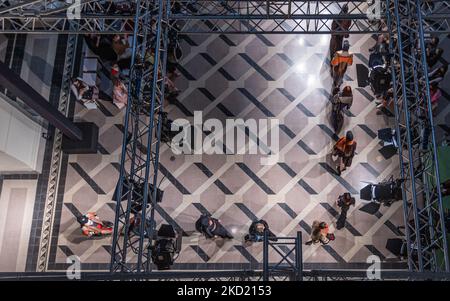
left=150, top=224, right=182, bottom=270
left=360, top=176, right=404, bottom=206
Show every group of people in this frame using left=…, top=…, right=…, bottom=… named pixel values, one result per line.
left=69, top=33, right=131, bottom=109
left=71, top=7, right=183, bottom=112
left=369, top=33, right=447, bottom=117
left=195, top=215, right=278, bottom=244
left=193, top=191, right=356, bottom=247
left=75, top=206, right=360, bottom=249
left=73, top=4, right=450, bottom=260
left=425, top=37, right=448, bottom=115
left=305, top=192, right=355, bottom=246
left=311, top=5, right=375, bottom=246
left=76, top=211, right=277, bottom=246
left=327, top=5, right=358, bottom=177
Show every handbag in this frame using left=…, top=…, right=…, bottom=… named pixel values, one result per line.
left=326, top=233, right=335, bottom=241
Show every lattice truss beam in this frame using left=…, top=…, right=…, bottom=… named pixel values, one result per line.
left=1, top=0, right=448, bottom=277
left=386, top=0, right=449, bottom=272
left=0, top=0, right=136, bottom=33
left=110, top=0, right=170, bottom=272
left=0, top=0, right=449, bottom=34
left=173, top=0, right=384, bottom=34
left=263, top=233, right=302, bottom=281
left=173, top=0, right=450, bottom=34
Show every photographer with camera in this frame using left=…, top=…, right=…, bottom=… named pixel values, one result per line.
left=360, top=177, right=404, bottom=206
left=195, top=214, right=234, bottom=240
left=244, top=219, right=277, bottom=244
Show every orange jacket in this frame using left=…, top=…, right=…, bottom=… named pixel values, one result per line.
left=334, top=137, right=357, bottom=157
left=331, top=51, right=353, bottom=66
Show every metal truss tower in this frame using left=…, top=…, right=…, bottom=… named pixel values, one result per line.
left=172, top=0, right=384, bottom=34
left=386, top=0, right=450, bottom=272
left=1, top=0, right=450, bottom=277
left=109, top=0, right=170, bottom=272
left=263, top=232, right=302, bottom=281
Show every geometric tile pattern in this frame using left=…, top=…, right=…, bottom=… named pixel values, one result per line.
left=46, top=33, right=410, bottom=270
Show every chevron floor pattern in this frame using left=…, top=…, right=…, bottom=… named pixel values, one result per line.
left=41, top=33, right=414, bottom=271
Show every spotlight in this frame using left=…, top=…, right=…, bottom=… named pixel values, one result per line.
left=151, top=224, right=182, bottom=270
left=378, top=128, right=398, bottom=159
left=113, top=179, right=164, bottom=208
left=360, top=176, right=404, bottom=206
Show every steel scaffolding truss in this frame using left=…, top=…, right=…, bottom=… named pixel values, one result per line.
left=420, top=0, right=450, bottom=33
left=1, top=1, right=450, bottom=34
left=3, top=270, right=450, bottom=280
left=263, top=232, right=302, bottom=281
left=386, top=0, right=449, bottom=272
left=109, top=0, right=170, bottom=272
left=172, top=0, right=384, bottom=34
left=0, top=0, right=135, bottom=33
left=1, top=0, right=449, bottom=278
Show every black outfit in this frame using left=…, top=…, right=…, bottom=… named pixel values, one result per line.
left=329, top=17, right=350, bottom=60
left=117, top=57, right=131, bottom=71
left=336, top=194, right=355, bottom=230
left=330, top=93, right=351, bottom=132
left=151, top=238, right=175, bottom=270
left=84, top=35, right=118, bottom=62
left=244, top=220, right=277, bottom=242
left=441, top=179, right=450, bottom=197
left=426, top=42, right=443, bottom=68
left=195, top=215, right=233, bottom=239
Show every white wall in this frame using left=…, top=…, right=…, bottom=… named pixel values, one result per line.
left=0, top=96, right=46, bottom=173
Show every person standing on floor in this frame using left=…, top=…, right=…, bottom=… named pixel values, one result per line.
left=305, top=221, right=335, bottom=245
left=112, top=78, right=128, bottom=109
left=244, top=219, right=277, bottom=244
left=77, top=212, right=113, bottom=237
left=336, top=192, right=356, bottom=229
left=195, top=214, right=234, bottom=240
left=331, top=40, right=353, bottom=90
left=329, top=4, right=351, bottom=60
left=331, top=85, right=353, bottom=132
left=332, top=130, right=357, bottom=176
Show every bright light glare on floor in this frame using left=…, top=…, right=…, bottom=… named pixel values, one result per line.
left=307, top=74, right=317, bottom=86
left=320, top=35, right=329, bottom=45
left=295, top=62, right=306, bottom=73
left=298, top=37, right=304, bottom=46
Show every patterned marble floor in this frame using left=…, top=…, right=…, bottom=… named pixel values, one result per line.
left=44, top=32, right=411, bottom=271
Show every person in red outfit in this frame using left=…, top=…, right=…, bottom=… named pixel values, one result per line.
left=77, top=212, right=113, bottom=237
